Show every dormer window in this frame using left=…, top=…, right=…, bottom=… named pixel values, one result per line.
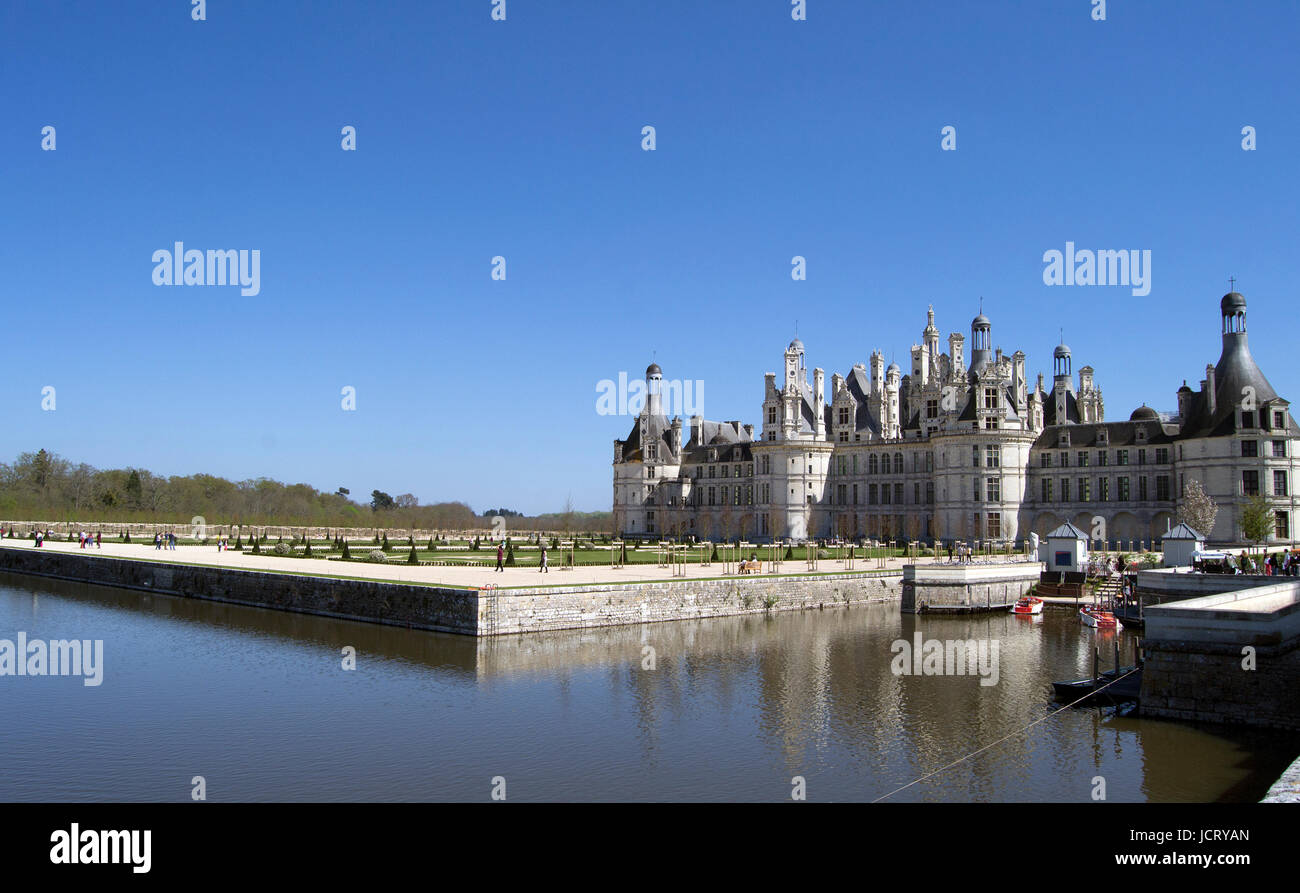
left=1097, top=429, right=1108, bottom=445
left=1136, top=427, right=1147, bottom=443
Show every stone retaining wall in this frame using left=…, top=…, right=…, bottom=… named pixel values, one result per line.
left=482, top=573, right=902, bottom=635
left=901, top=562, right=1041, bottom=613
left=0, top=546, right=479, bottom=634
left=1139, top=637, right=1300, bottom=731
left=0, top=546, right=902, bottom=637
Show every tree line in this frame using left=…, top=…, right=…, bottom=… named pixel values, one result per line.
left=0, top=449, right=610, bottom=532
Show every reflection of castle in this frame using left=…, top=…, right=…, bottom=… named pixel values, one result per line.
left=613, top=291, right=1298, bottom=546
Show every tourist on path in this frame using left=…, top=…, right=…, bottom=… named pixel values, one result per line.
left=496, top=543, right=504, bottom=572
left=539, top=544, right=548, bottom=573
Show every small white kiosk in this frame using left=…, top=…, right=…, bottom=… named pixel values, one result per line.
left=1161, top=522, right=1206, bottom=568
left=1039, top=522, right=1089, bottom=572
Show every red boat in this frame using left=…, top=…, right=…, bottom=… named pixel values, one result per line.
left=1080, top=605, right=1122, bottom=630
left=1010, top=596, right=1044, bottom=615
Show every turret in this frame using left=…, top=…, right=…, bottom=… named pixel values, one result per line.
left=645, top=363, right=663, bottom=416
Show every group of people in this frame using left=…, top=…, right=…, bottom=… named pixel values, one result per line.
left=946, top=542, right=977, bottom=564
left=77, top=531, right=101, bottom=549
left=1234, top=550, right=1299, bottom=576
left=154, top=532, right=177, bottom=550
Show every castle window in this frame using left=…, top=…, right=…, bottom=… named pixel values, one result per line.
left=1155, top=475, right=1170, bottom=500
left=986, top=513, right=1001, bottom=540
left=1060, top=452, right=1070, bottom=468
left=926, top=482, right=934, bottom=504
left=1242, top=411, right=1255, bottom=429
left=986, top=477, right=1000, bottom=502
left=1117, top=450, right=1128, bottom=466
left=1276, top=511, right=1290, bottom=539
left=721, top=465, right=729, bottom=478
left=1061, top=479, right=1070, bottom=502
left=1098, top=478, right=1109, bottom=501
left=1077, top=451, right=1089, bottom=467
left=768, top=407, right=777, bottom=424
left=720, top=486, right=728, bottom=504
left=894, top=453, right=904, bottom=474
left=1079, top=478, right=1091, bottom=502
left=1118, top=477, right=1130, bottom=501
left=1242, top=440, right=1258, bottom=458
left=838, top=407, right=850, bottom=425
left=984, top=417, right=998, bottom=430
left=894, top=483, right=904, bottom=504
left=869, top=484, right=879, bottom=505
left=1097, top=451, right=1108, bottom=467
left=1042, top=479, right=1053, bottom=502
left=1155, top=448, right=1169, bottom=464
left=1274, top=470, right=1288, bottom=497
left=1139, top=477, right=1148, bottom=501
left=926, top=400, right=938, bottom=419
left=985, top=445, right=1000, bottom=468
left=1243, top=470, right=1260, bottom=496
left=709, top=466, right=716, bottom=478
left=1273, top=441, right=1287, bottom=458
left=1040, top=453, right=1051, bottom=468
left=983, top=388, right=997, bottom=409
left=1097, top=430, right=1108, bottom=446
left=1274, top=411, right=1286, bottom=429
left=869, top=454, right=879, bottom=474
left=839, top=431, right=849, bottom=442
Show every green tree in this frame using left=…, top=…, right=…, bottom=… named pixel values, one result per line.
left=1240, top=495, right=1275, bottom=547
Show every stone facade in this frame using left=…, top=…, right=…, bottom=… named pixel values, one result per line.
left=614, top=290, right=1300, bottom=548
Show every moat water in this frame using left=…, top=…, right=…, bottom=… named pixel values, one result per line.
left=0, top=571, right=1295, bottom=802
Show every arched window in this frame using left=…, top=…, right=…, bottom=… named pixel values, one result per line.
left=869, top=454, right=879, bottom=475
left=894, top=453, right=904, bottom=474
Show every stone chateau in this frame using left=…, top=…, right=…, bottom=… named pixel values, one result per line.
left=613, top=290, right=1299, bottom=546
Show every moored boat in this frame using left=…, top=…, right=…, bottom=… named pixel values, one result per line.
left=1079, top=605, right=1122, bottom=630
left=1010, top=595, right=1044, bottom=615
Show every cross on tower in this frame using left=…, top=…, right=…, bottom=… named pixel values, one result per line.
left=1229, top=276, right=1237, bottom=292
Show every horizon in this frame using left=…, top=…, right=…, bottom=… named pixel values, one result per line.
left=2, top=1, right=1297, bottom=514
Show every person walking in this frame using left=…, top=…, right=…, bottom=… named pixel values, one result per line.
left=539, top=544, right=548, bottom=573
left=95, top=531, right=101, bottom=549
left=496, top=542, right=504, bottom=572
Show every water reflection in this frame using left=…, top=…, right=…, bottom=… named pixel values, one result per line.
left=0, top=571, right=1293, bottom=802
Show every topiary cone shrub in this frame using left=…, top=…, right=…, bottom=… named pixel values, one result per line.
left=407, top=545, right=419, bottom=565
left=341, top=541, right=352, bottom=559
left=382, top=532, right=390, bottom=550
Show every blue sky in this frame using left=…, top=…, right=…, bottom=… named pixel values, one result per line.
left=1, top=0, right=1297, bottom=514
